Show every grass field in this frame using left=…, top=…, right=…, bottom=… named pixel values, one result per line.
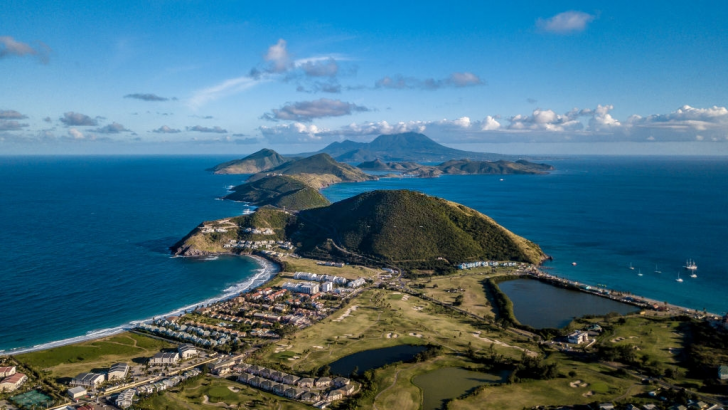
left=16, top=332, right=173, bottom=382
left=596, top=316, right=686, bottom=366
left=449, top=352, right=644, bottom=410
left=408, top=273, right=497, bottom=319
left=282, top=257, right=383, bottom=280
left=256, top=288, right=538, bottom=373
left=137, top=376, right=308, bottom=410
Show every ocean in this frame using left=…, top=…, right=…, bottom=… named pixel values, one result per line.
left=0, top=155, right=726, bottom=353
left=0, top=156, right=274, bottom=354
left=323, top=156, right=728, bottom=316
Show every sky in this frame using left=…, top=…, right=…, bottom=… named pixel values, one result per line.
left=2, top=0, right=728, bottom=156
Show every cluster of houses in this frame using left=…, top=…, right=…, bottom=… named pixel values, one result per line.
left=0, top=366, right=27, bottom=393
left=594, top=402, right=724, bottom=410
left=201, top=227, right=229, bottom=233
left=67, top=363, right=131, bottom=399
left=139, top=318, right=246, bottom=347
left=566, top=330, right=589, bottom=345
left=235, top=363, right=356, bottom=405
left=316, top=261, right=345, bottom=268
left=224, top=239, right=277, bottom=250
left=457, top=260, right=523, bottom=270
left=110, top=368, right=202, bottom=409
left=243, top=227, right=275, bottom=235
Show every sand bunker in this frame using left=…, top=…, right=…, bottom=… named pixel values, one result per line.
left=611, top=337, right=626, bottom=343
left=227, top=386, right=240, bottom=393
left=583, top=391, right=594, bottom=397
left=408, top=332, right=423, bottom=338
left=312, top=345, right=325, bottom=349
left=569, top=380, right=589, bottom=388
left=412, top=306, right=424, bottom=311
left=333, top=305, right=359, bottom=322
left=402, top=295, right=410, bottom=301
left=385, top=332, right=399, bottom=339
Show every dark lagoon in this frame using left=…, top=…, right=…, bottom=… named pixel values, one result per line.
left=413, top=367, right=509, bottom=410
left=498, top=278, right=639, bottom=328
left=328, top=344, right=427, bottom=376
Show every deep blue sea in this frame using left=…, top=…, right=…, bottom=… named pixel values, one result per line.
left=0, top=156, right=273, bottom=353
left=323, top=157, right=728, bottom=316
left=1, top=156, right=726, bottom=353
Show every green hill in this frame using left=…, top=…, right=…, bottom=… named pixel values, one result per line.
left=357, top=159, right=422, bottom=171
left=224, top=175, right=329, bottom=210
left=209, top=148, right=292, bottom=174
left=437, top=159, right=554, bottom=175
left=247, top=153, right=377, bottom=188
left=293, top=190, right=545, bottom=266
left=173, top=190, right=545, bottom=265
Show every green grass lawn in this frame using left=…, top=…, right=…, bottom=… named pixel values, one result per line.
left=16, top=332, right=174, bottom=381
left=136, top=376, right=308, bottom=410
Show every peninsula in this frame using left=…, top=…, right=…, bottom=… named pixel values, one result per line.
left=208, top=148, right=293, bottom=174
left=358, top=158, right=554, bottom=177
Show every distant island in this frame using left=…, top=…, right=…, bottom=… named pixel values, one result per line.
left=208, top=148, right=293, bottom=174
left=173, top=189, right=546, bottom=267
left=299, top=132, right=512, bottom=162
left=358, top=158, right=554, bottom=177
left=209, top=133, right=554, bottom=211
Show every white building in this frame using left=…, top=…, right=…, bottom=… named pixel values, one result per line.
left=567, top=331, right=589, bottom=344
left=347, top=278, right=366, bottom=288
left=149, top=352, right=180, bottom=366
left=321, top=281, right=333, bottom=292
left=116, top=389, right=135, bottom=408
left=179, top=344, right=198, bottom=359
left=0, top=373, right=27, bottom=392
left=0, top=366, right=16, bottom=378
left=71, top=372, right=105, bottom=388
left=108, top=363, right=130, bottom=380
left=67, top=386, right=87, bottom=399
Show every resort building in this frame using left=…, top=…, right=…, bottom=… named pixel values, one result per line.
left=0, top=366, right=16, bottom=378
left=347, top=278, right=366, bottom=288
left=326, top=389, right=344, bottom=402
left=567, top=331, right=589, bottom=344
left=179, top=344, right=198, bottom=359
left=333, top=377, right=350, bottom=387
left=116, top=389, right=135, bottom=409
left=315, top=377, right=332, bottom=388
left=297, top=377, right=314, bottom=388
left=321, top=281, right=333, bottom=292
left=149, top=352, right=180, bottom=366
left=108, top=363, right=130, bottom=380
left=71, top=372, right=106, bottom=388
left=0, top=372, right=27, bottom=392
left=67, top=386, right=87, bottom=399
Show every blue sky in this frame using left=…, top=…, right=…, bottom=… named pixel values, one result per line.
left=2, top=1, right=728, bottom=155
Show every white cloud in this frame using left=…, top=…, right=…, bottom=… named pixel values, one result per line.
left=152, top=125, right=181, bottom=134
left=375, top=72, right=484, bottom=90
left=537, top=11, right=595, bottom=34
left=262, top=98, right=370, bottom=122
left=0, top=36, right=50, bottom=63
left=264, top=39, right=291, bottom=73
left=259, top=122, right=325, bottom=143
left=60, top=112, right=98, bottom=126
left=188, top=76, right=263, bottom=109
left=0, top=110, right=27, bottom=120
left=68, top=128, right=84, bottom=139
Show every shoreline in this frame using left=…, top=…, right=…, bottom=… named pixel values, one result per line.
left=0, top=254, right=281, bottom=356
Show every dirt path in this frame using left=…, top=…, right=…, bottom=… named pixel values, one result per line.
left=373, top=369, right=403, bottom=410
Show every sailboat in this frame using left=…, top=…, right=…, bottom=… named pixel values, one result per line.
left=690, top=272, right=697, bottom=278
left=676, top=272, right=683, bottom=283
left=629, top=262, right=635, bottom=270
left=654, top=264, right=661, bottom=274
left=685, top=259, right=698, bottom=271
left=638, top=269, right=643, bottom=277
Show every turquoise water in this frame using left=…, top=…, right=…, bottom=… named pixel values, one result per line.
left=323, top=157, right=728, bottom=316
left=1, top=156, right=726, bottom=353
left=0, top=156, right=270, bottom=353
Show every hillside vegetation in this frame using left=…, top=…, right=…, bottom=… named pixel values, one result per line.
left=224, top=175, right=329, bottom=210
left=293, top=190, right=545, bottom=266
left=247, top=153, right=377, bottom=188
left=173, top=190, right=545, bottom=265
left=437, top=159, right=554, bottom=175
left=209, top=148, right=292, bottom=174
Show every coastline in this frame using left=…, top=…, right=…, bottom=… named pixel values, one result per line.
left=0, top=254, right=281, bottom=356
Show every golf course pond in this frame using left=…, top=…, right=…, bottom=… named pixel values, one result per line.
left=498, top=278, right=639, bottom=328
left=328, top=344, right=428, bottom=376
left=413, top=367, right=510, bottom=410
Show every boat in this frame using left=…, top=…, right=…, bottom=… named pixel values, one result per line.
left=690, top=272, right=697, bottom=278
left=654, top=264, right=661, bottom=274
left=676, top=272, right=683, bottom=283
left=629, top=262, right=634, bottom=270
left=684, top=259, right=698, bottom=271
left=572, top=262, right=577, bottom=266
left=638, top=269, right=643, bottom=277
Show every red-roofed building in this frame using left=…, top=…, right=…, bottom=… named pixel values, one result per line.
left=0, top=372, right=28, bottom=392
left=0, top=366, right=16, bottom=378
